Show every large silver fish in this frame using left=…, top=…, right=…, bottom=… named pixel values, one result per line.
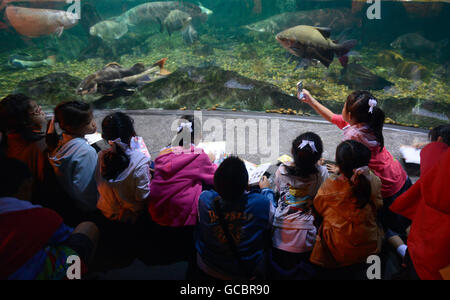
left=5, top=5, right=78, bottom=38
left=120, top=1, right=210, bottom=31
left=276, top=25, right=357, bottom=68
left=89, top=20, right=129, bottom=42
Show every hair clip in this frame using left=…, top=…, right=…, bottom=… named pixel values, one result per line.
left=351, top=166, right=370, bottom=184
left=299, top=140, right=317, bottom=153
left=108, top=138, right=127, bottom=152
left=178, top=122, right=193, bottom=133
left=368, top=98, right=377, bottom=114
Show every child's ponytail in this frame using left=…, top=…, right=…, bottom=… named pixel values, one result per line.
left=336, top=140, right=372, bottom=209
left=367, top=106, right=385, bottom=151
left=350, top=167, right=372, bottom=209
left=101, top=142, right=130, bottom=180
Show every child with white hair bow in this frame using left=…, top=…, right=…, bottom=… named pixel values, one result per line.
left=299, top=89, right=412, bottom=262
left=270, top=132, right=328, bottom=279
left=96, top=112, right=152, bottom=224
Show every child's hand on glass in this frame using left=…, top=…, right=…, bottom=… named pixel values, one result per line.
left=259, top=176, right=270, bottom=189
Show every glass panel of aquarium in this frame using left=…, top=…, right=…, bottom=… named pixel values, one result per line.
left=0, top=0, right=448, bottom=128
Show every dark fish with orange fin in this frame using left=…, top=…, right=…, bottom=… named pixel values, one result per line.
left=5, top=5, right=78, bottom=38
left=77, top=58, right=171, bottom=95
left=276, top=25, right=357, bottom=68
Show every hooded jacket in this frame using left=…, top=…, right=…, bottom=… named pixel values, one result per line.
left=49, top=135, right=98, bottom=212
left=96, top=145, right=151, bottom=223
left=149, top=145, right=217, bottom=227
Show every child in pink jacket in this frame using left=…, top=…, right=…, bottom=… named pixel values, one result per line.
left=149, top=115, right=217, bottom=227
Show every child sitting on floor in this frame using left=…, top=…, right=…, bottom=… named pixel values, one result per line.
left=310, top=140, right=383, bottom=280
left=0, top=158, right=99, bottom=280
left=48, top=101, right=99, bottom=217
left=194, top=156, right=275, bottom=280
left=96, top=112, right=152, bottom=224
left=270, top=132, right=328, bottom=279
left=149, top=115, right=217, bottom=227
left=0, top=94, right=52, bottom=204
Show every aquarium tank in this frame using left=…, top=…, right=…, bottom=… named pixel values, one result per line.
left=0, top=0, right=449, bottom=129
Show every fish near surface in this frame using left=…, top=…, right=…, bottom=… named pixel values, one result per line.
left=276, top=25, right=357, bottom=68
left=245, top=8, right=359, bottom=35
left=121, top=1, right=207, bottom=29
left=5, top=5, right=78, bottom=38
left=0, top=0, right=68, bottom=10
left=90, top=20, right=129, bottom=42
left=339, top=63, right=393, bottom=90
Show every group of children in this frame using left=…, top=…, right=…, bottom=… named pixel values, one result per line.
left=0, top=88, right=448, bottom=280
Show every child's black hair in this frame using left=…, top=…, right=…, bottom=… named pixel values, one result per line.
left=214, top=156, right=249, bottom=202
left=346, top=91, right=385, bottom=152
left=0, top=158, right=32, bottom=198
left=0, top=94, right=44, bottom=144
left=54, top=101, right=93, bottom=134
left=101, top=146, right=131, bottom=181
left=102, top=112, right=136, bottom=145
left=335, top=140, right=372, bottom=209
left=288, top=132, right=323, bottom=178
left=100, top=112, right=136, bottom=180
left=429, top=124, right=450, bottom=145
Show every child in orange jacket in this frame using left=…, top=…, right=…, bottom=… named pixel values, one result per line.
left=310, top=140, right=383, bottom=279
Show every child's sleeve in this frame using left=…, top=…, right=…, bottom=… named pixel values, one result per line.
left=134, top=162, right=152, bottom=204
left=312, top=182, right=329, bottom=216
left=197, top=152, right=218, bottom=186
left=261, top=188, right=276, bottom=226
left=331, top=114, right=349, bottom=130
left=261, top=188, right=276, bottom=208
left=72, top=147, right=99, bottom=208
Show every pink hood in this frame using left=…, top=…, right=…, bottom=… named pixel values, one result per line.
left=149, top=146, right=217, bottom=227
